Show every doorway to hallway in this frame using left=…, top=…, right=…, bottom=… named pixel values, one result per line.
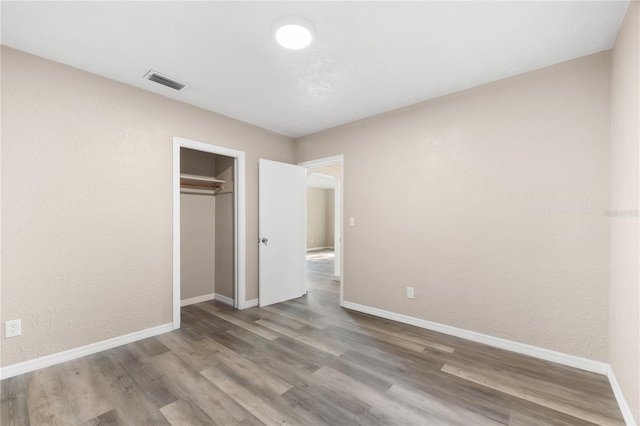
left=299, top=155, right=344, bottom=306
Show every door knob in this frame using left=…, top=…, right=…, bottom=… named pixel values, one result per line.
left=260, top=237, right=268, bottom=245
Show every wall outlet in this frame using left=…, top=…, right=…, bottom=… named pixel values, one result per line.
left=406, top=287, right=415, bottom=299
left=5, top=319, right=21, bottom=338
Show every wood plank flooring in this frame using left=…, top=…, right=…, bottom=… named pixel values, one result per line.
left=1, top=250, right=624, bottom=425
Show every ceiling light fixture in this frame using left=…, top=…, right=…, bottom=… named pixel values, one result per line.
left=274, top=16, right=313, bottom=50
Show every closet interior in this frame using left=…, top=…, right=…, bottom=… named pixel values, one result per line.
left=180, top=148, right=235, bottom=307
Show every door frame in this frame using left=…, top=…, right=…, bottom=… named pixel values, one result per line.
left=298, top=155, right=344, bottom=307
left=172, top=136, right=247, bottom=329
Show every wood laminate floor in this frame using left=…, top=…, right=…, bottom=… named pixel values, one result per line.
left=1, top=250, right=624, bottom=425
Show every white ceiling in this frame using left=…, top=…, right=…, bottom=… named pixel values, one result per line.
left=1, top=1, right=629, bottom=138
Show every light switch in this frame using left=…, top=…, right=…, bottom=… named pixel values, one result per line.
left=349, top=217, right=355, bottom=226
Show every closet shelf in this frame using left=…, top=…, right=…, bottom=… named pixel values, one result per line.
left=180, top=173, right=225, bottom=195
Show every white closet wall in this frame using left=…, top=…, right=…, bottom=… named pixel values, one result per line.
left=215, top=154, right=235, bottom=300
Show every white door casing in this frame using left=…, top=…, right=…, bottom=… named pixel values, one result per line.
left=258, top=159, right=306, bottom=307
left=173, top=137, right=247, bottom=329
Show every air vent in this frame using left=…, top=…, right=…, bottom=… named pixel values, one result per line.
left=144, top=70, right=185, bottom=91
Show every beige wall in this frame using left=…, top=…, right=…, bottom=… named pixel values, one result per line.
left=0, top=46, right=294, bottom=367
left=325, top=189, right=335, bottom=247
left=307, top=187, right=330, bottom=249
left=296, top=52, right=612, bottom=361
left=180, top=193, right=216, bottom=300
left=181, top=147, right=217, bottom=177
left=609, top=1, right=640, bottom=421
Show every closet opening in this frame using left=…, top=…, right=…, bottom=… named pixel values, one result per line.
left=172, top=137, right=246, bottom=329
left=179, top=148, right=235, bottom=308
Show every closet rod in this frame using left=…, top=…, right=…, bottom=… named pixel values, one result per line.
left=180, top=181, right=224, bottom=189
left=180, top=188, right=218, bottom=195
left=180, top=173, right=225, bottom=194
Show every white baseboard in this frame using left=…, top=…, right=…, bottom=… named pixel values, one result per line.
left=342, top=301, right=640, bottom=423
left=0, top=323, right=173, bottom=380
left=608, top=366, right=637, bottom=425
left=341, top=301, right=609, bottom=375
left=181, top=293, right=235, bottom=307
left=214, top=293, right=234, bottom=306
left=180, top=293, right=215, bottom=307
left=239, top=298, right=259, bottom=309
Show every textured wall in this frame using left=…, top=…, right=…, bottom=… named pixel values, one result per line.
left=296, top=52, right=611, bottom=361
left=1, top=46, right=294, bottom=367
left=609, top=1, right=640, bottom=421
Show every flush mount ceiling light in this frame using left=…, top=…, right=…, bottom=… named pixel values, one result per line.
left=274, top=16, right=313, bottom=50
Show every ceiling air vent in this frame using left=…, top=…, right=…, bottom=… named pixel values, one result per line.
left=144, top=70, right=185, bottom=91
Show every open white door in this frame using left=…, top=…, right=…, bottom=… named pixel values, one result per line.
left=259, top=159, right=306, bottom=307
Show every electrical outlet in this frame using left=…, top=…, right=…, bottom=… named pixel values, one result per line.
left=5, top=319, right=21, bottom=338
left=406, top=287, right=415, bottom=299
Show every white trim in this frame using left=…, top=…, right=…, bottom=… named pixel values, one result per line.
left=243, top=299, right=259, bottom=309
left=299, top=155, right=345, bottom=307
left=180, top=293, right=235, bottom=307
left=298, top=155, right=344, bottom=168
left=235, top=149, right=247, bottom=310
left=173, top=137, right=246, bottom=322
left=341, top=301, right=609, bottom=375
left=0, top=323, right=172, bottom=380
left=180, top=293, right=215, bottom=307
left=173, top=141, right=181, bottom=328
left=608, top=367, right=637, bottom=425
left=214, top=293, right=235, bottom=306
